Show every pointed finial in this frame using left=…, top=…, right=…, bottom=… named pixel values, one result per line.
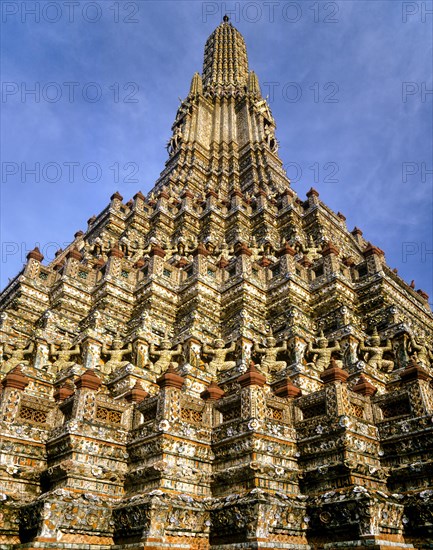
left=248, top=71, right=260, bottom=94
left=190, top=72, right=203, bottom=95
left=223, top=14, right=229, bottom=22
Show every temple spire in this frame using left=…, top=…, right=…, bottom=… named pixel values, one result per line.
left=156, top=16, right=288, bottom=198
left=202, top=15, right=249, bottom=91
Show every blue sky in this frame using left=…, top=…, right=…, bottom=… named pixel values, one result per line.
left=1, top=0, right=432, bottom=304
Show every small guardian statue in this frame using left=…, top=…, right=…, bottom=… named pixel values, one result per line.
left=359, top=328, right=394, bottom=373
left=150, top=335, right=183, bottom=374
left=408, top=334, right=433, bottom=369
left=167, top=126, right=183, bottom=157
left=101, top=336, right=132, bottom=374
left=50, top=341, right=81, bottom=374
left=254, top=333, right=287, bottom=374
left=2, top=341, right=34, bottom=374
left=203, top=339, right=236, bottom=376
left=306, top=331, right=341, bottom=371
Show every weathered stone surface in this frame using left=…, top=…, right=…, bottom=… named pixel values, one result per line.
left=0, top=14, right=432, bottom=550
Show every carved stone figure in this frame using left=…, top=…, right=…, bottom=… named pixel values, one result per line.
left=254, top=336, right=287, bottom=374
left=167, top=126, right=183, bottom=156
left=409, top=335, right=433, bottom=369
left=288, top=337, right=307, bottom=366
left=264, top=124, right=278, bottom=153
left=307, top=331, right=340, bottom=371
left=393, top=333, right=411, bottom=370
left=203, top=339, right=236, bottom=375
left=150, top=337, right=183, bottom=374
left=49, top=342, right=81, bottom=373
left=359, top=328, right=394, bottom=373
left=2, top=341, right=34, bottom=373
left=101, top=337, right=132, bottom=374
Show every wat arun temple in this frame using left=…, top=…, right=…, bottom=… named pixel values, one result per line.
left=1, top=16, right=433, bottom=550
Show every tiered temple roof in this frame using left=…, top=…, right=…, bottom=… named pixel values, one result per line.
left=0, top=16, right=432, bottom=550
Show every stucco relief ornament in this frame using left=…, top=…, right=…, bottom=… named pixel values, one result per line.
left=203, top=339, right=236, bottom=376
left=101, top=336, right=132, bottom=375
left=255, top=97, right=274, bottom=123
left=150, top=333, right=182, bottom=374
left=408, top=334, right=433, bottom=368
left=253, top=440, right=262, bottom=451
left=264, top=125, right=278, bottom=152
left=307, top=331, right=341, bottom=371
left=2, top=341, right=34, bottom=374
left=247, top=419, right=260, bottom=430
left=319, top=511, right=332, bottom=524
left=356, top=359, right=366, bottom=371
left=91, top=466, right=103, bottom=478
left=353, top=485, right=369, bottom=495
left=359, top=327, right=394, bottom=373
left=50, top=342, right=81, bottom=373
left=6, top=465, right=19, bottom=475
left=182, top=362, right=193, bottom=374
left=254, top=331, right=287, bottom=374
left=339, top=416, right=350, bottom=428
left=167, top=126, right=183, bottom=156
left=183, top=377, right=192, bottom=388
left=158, top=420, right=170, bottom=432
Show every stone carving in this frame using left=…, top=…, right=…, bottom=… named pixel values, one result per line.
left=203, top=339, right=236, bottom=376
left=101, top=336, right=132, bottom=374
left=264, top=124, right=278, bottom=153
left=49, top=342, right=81, bottom=373
left=167, top=126, right=183, bottom=156
left=255, top=98, right=274, bottom=124
left=393, top=333, right=411, bottom=370
left=306, top=331, right=341, bottom=371
left=2, top=341, right=34, bottom=373
left=150, top=336, right=183, bottom=374
left=254, top=334, right=287, bottom=374
left=408, top=334, right=433, bottom=369
left=360, top=328, right=394, bottom=373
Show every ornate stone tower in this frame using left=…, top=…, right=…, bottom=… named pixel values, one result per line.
left=1, top=16, right=432, bottom=550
